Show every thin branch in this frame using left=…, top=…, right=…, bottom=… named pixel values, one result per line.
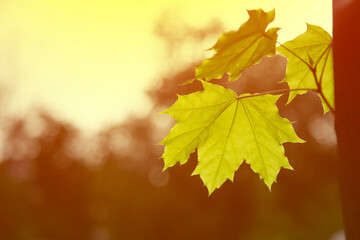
left=275, top=41, right=313, bottom=70
left=314, top=44, right=332, bottom=69
left=310, top=57, right=335, bottom=114
left=317, top=45, right=332, bottom=87
left=318, top=91, right=335, bottom=113
left=237, top=88, right=316, bottom=100
left=263, top=34, right=312, bottom=69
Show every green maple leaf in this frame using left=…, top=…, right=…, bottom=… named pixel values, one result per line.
left=195, top=9, right=280, bottom=82
left=160, top=81, right=303, bottom=194
left=277, top=24, right=334, bottom=113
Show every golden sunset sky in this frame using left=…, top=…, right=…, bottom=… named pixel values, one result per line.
left=0, top=0, right=332, bottom=132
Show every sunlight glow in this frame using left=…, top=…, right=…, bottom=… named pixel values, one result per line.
left=0, top=0, right=332, bottom=132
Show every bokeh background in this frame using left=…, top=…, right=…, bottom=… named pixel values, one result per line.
left=0, top=0, right=343, bottom=239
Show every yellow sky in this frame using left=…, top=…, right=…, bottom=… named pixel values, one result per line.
left=0, top=0, right=332, bottom=133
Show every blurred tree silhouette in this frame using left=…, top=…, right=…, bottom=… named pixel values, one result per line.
left=0, top=20, right=343, bottom=240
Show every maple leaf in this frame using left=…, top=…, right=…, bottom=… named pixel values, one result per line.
left=160, top=81, right=303, bottom=194
left=195, top=9, right=280, bottom=82
left=277, top=24, right=334, bottom=113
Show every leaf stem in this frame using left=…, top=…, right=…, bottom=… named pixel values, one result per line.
left=263, top=34, right=312, bottom=69
left=237, top=88, right=316, bottom=100
left=318, top=89, right=335, bottom=113
left=276, top=41, right=313, bottom=69
left=308, top=49, right=335, bottom=114
left=317, top=44, right=332, bottom=87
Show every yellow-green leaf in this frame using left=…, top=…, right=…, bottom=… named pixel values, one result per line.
left=195, top=9, right=279, bottom=82
left=160, top=81, right=303, bottom=194
left=277, top=24, right=334, bottom=113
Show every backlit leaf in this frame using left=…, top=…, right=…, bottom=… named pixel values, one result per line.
left=160, top=81, right=303, bottom=194
left=277, top=24, right=334, bottom=113
left=195, top=9, right=279, bottom=82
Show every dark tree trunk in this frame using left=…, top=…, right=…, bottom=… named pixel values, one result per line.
left=333, top=0, right=360, bottom=239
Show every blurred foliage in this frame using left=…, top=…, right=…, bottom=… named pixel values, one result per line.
left=0, top=24, right=343, bottom=240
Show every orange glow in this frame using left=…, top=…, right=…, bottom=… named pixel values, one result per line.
left=0, top=0, right=332, bottom=132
